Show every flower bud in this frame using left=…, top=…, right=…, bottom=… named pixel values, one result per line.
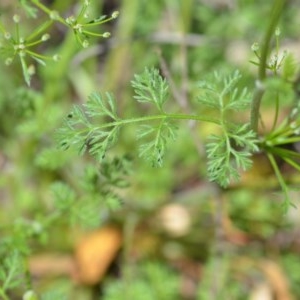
left=111, top=11, right=119, bottom=19
left=82, top=40, right=89, bottom=48
left=103, top=32, right=111, bottom=38
left=53, top=54, right=61, bottom=61
left=23, top=290, right=38, bottom=300
left=50, top=10, right=60, bottom=20
left=28, top=65, right=36, bottom=76
left=13, top=14, right=20, bottom=23
left=42, top=33, right=50, bottom=41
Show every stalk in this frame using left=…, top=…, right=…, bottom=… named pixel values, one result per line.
left=250, top=0, right=286, bottom=132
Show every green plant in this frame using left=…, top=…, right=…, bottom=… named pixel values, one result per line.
left=58, top=0, right=300, bottom=210
left=1, top=0, right=300, bottom=299
left=57, top=68, right=258, bottom=187
left=102, top=261, right=180, bottom=300
left=0, top=0, right=118, bottom=85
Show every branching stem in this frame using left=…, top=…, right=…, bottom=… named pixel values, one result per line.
left=250, top=0, right=286, bottom=132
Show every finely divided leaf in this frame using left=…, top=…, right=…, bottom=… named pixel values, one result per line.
left=131, top=68, right=169, bottom=112
left=57, top=92, right=120, bottom=161
left=206, top=124, right=258, bottom=187
left=198, top=70, right=251, bottom=113
left=137, top=120, right=177, bottom=167
left=85, top=92, right=118, bottom=120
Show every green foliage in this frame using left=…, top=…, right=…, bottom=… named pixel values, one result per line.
left=58, top=92, right=120, bottom=161
left=198, top=70, right=251, bottom=112
left=131, top=68, right=169, bottom=112
left=1, top=0, right=300, bottom=299
left=282, top=52, right=299, bottom=81
left=0, top=0, right=118, bottom=85
left=196, top=257, right=239, bottom=299
left=50, top=156, right=130, bottom=228
left=103, top=262, right=180, bottom=300
left=58, top=68, right=258, bottom=186
left=137, top=120, right=178, bottom=167
left=206, top=124, right=258, bottom=187
left=198, top=71, right=259, bottom=186
left=0, top=251, right=26, bottom=299
left=282, top=254, right=300, bottom=297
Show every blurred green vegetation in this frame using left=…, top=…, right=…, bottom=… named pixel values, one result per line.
left=0, top=0, right=300, bottom=299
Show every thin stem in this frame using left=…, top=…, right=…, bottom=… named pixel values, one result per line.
left=76, top=2, right=88, bottom=22
left=26, top=49, right=52, bottom=61
left=81, top=30, right=106, bottom=37
left=283, top=157, right=300, bottom=172
left=271, top=93, right=280, bottom=131
left=26, top=20, right=53, bottom=42
left=71, top=113, right=225, bottom=144
left=91, top=113, right=222, bottom=132
left=269, top=136, right=300, bottom=146
left=250, top=0, right=286, bottom=132
left=83, top=16, right=117, bottom=27
left=30, top=0, right=66, bottom=25
left=267, top=152, right=291, bottom=212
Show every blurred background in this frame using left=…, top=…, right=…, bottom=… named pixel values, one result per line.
left=1, top=0, right=300, bottom=299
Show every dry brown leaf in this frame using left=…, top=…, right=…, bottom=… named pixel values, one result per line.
left=259, top=260, right=294, bottom=300
left=74, top=226, right=122, bottom=285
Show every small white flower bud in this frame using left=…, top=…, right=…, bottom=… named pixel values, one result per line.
left=50, top=11, right=60, bottom=20
left=82, top=40, right=89, bottom=48
left=53, top=54, right=61, bottom=61
left=13, top=14, right=20, bottom=23
left=111, top=11, right=119, bottom=19
left=23, top=290, right=38, bottom=300
left=73, top=24, right=82, bottom=33
left=275, top=27, right=281, bottom=36
left=103, top=32, right=111, bottom=38
left=41, top=33, right=50, bottom=41
left=290, top=121, right=297, bottom=129
left=19, top=50, right=26, bottom=57
left=269, top=54, right=277, bottom=68
left=28, top=65, right=36, bottom=76
left=66, top=16, right=75, bottom=25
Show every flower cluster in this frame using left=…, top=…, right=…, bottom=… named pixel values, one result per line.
left=0, top=0, right=119, bottom=85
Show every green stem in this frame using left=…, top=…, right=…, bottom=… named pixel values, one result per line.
left=81, top=30, right=107, bottom=37
left=92, top=113, right=222, bottom=131
left=83, top=16, right=118, bottom=27
left=271, top=93, right=280, bottom=131
left=30, top=0, right=66, bottom=25
left=250, top=0, right=286, bottom=132
left=26, top=20, right=53, bottom=42
left=270, top=136, right=300, bottom=146
left=267, top=152, right=291, bottom=212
